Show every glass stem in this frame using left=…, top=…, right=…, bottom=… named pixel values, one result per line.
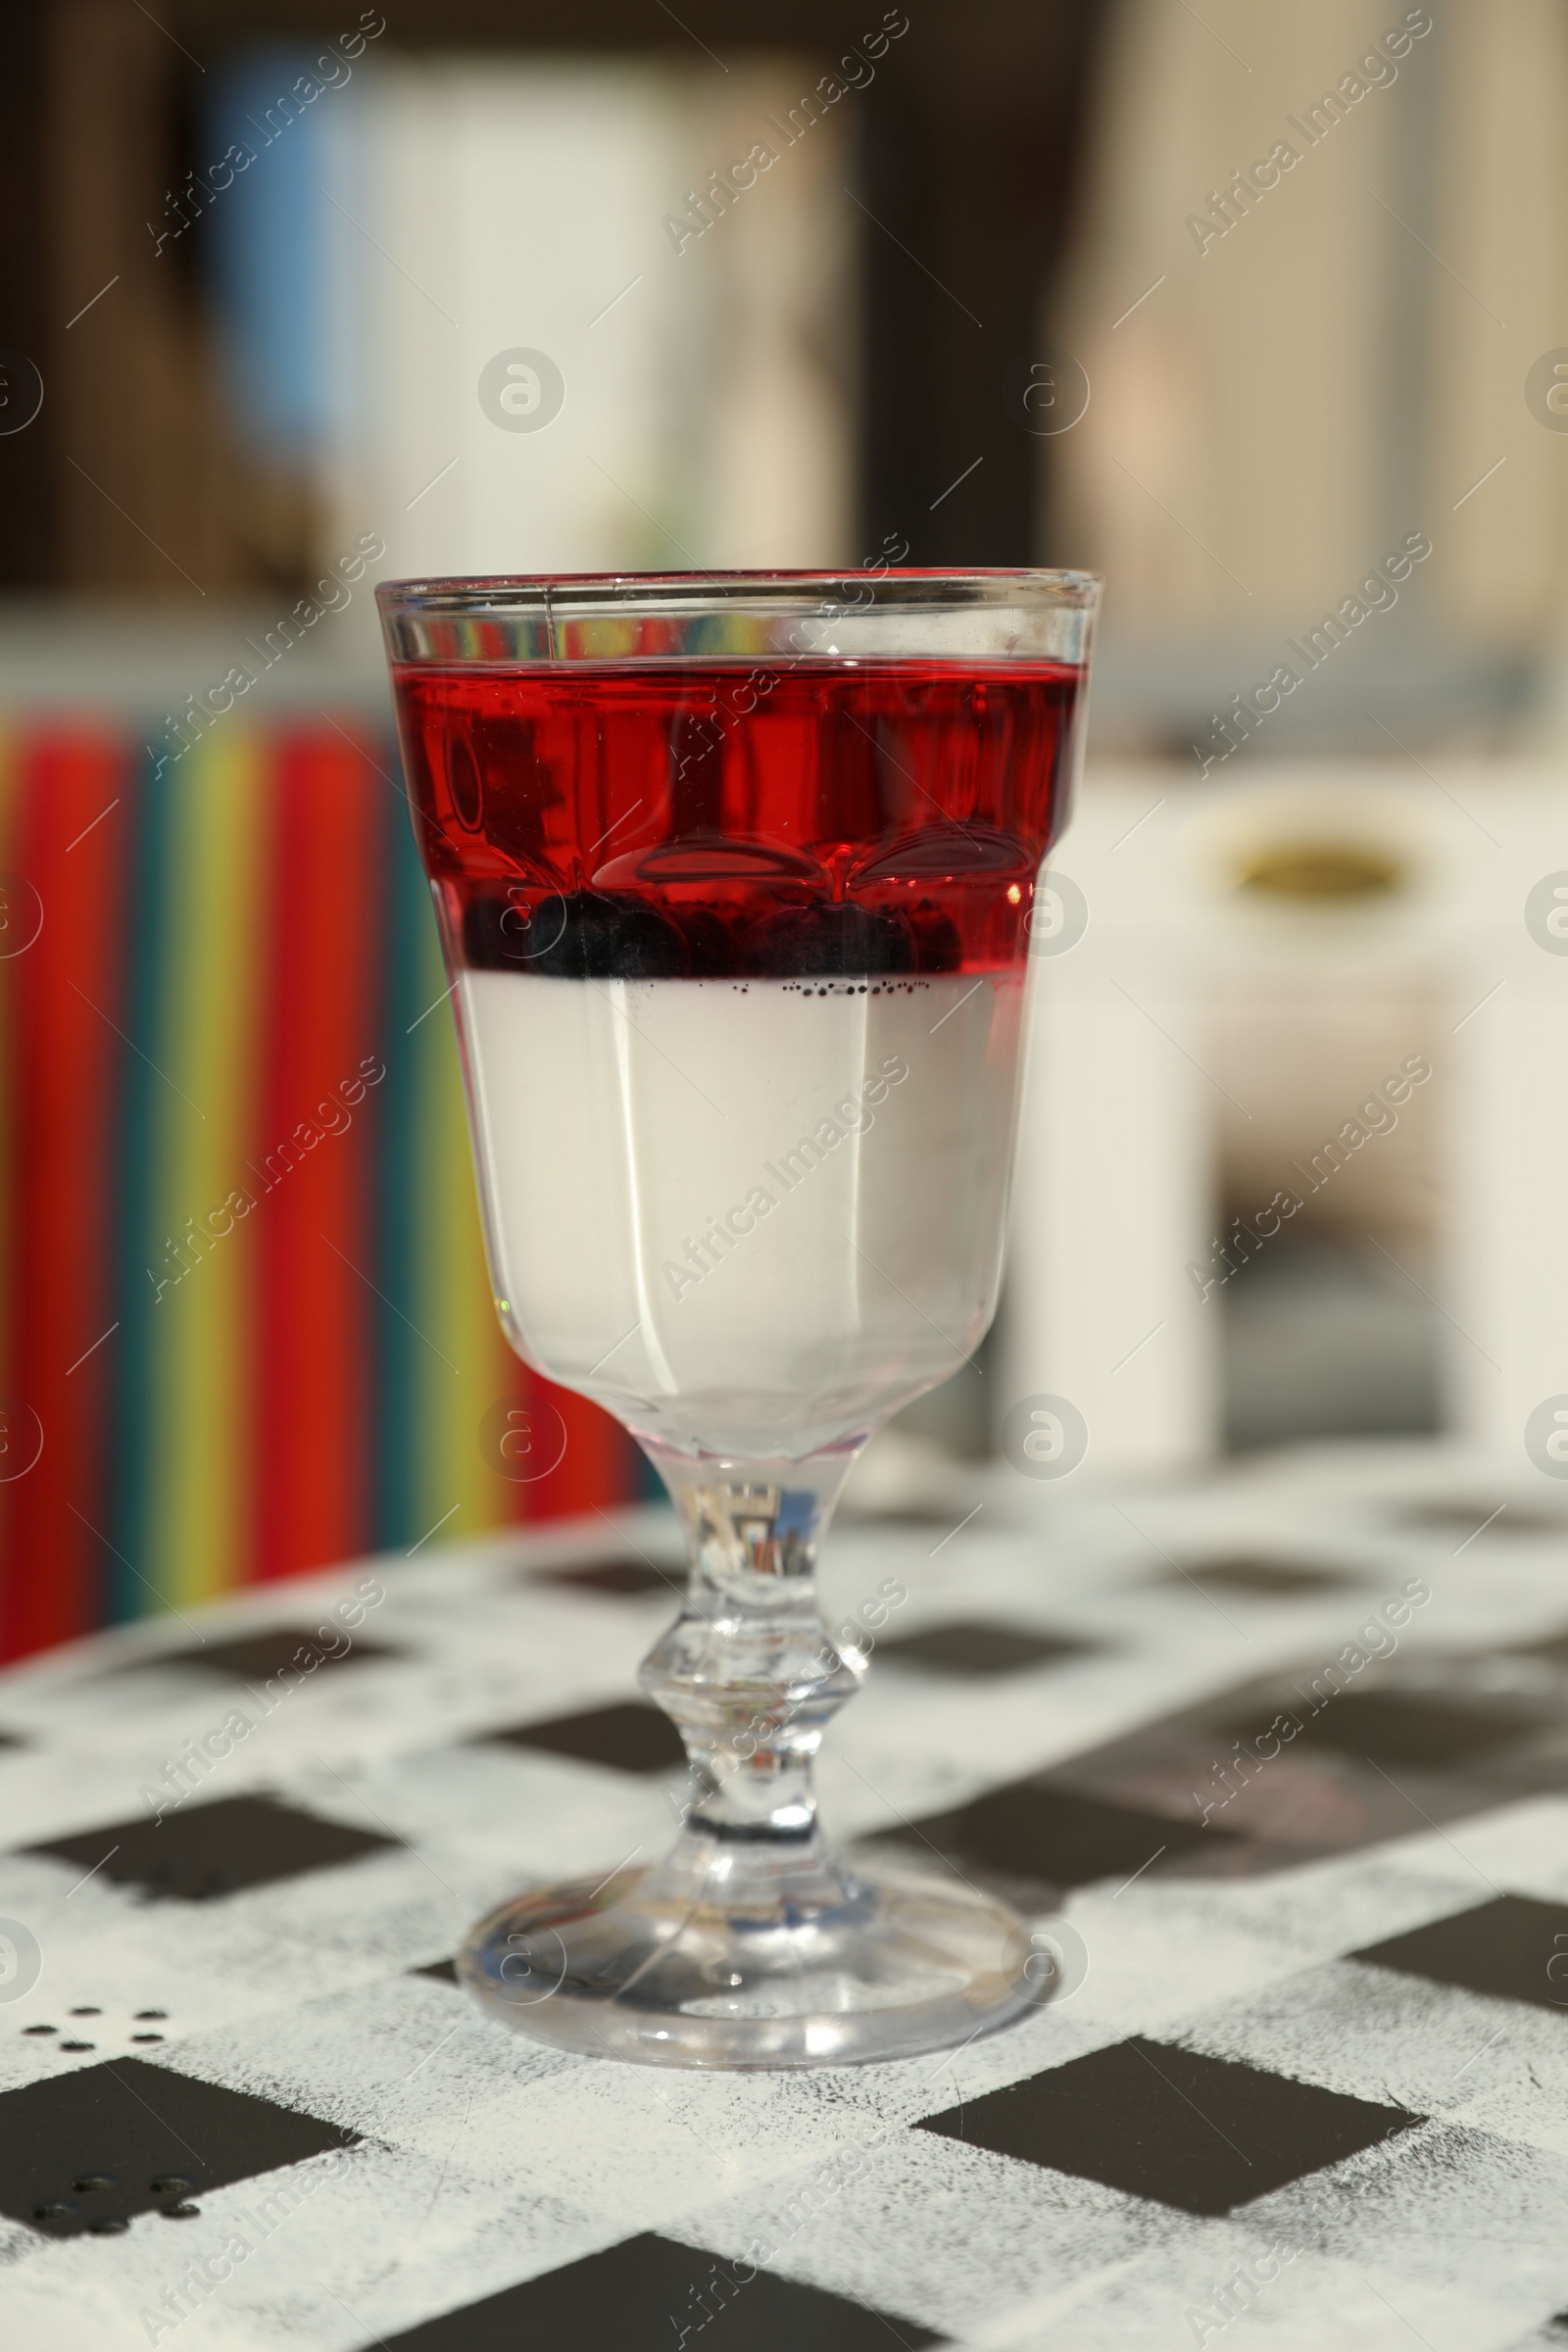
left=636, top=1444, right=864, bottom=1848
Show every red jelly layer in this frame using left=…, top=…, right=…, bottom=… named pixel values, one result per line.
left=392, top=659, right=1085, bottom=979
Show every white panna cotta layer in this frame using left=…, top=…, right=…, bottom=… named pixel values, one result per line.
left=456, top=969, right=1026, bottom=1455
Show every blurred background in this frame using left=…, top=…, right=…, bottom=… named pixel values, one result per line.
left=4, top=0, right=1568, bottom=1653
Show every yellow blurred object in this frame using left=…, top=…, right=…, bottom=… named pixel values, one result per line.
left=1236, top=842, right=1403, bottom=899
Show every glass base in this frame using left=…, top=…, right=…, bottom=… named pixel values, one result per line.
left=457, top=1834, right=1042, bottom=2070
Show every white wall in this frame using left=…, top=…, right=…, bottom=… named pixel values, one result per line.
left=318, top=56, right=858, bottom=586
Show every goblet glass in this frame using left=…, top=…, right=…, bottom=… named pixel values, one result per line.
left=379, top=568, right=1099, bottom=2069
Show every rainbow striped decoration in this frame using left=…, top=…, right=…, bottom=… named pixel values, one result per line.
left=0, top=718, right=647, bottom=1659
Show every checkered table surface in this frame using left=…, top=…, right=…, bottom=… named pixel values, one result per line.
left=4, top=1442, right=1568, bottom=2351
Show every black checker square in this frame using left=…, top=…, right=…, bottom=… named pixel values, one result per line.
left=1163, top=1556, right=1361, bottom=1596
left=535, top=1555, right=684, bottom=1597
left=885, top=1780, right=1232, bottom=1897
left=26, top=1793, right=401, bottom=1901
left=0, top=2056, right=352, bottom=2237
left=918, top=2036, right=1423, bottom=2218
left=1352, top=1892, right=1568, bottom=2012
left=378, top=2230, right=948, bottom=2349
left=842, top=1503, right=956, bottom=1529
left=483, top=1700, right=687, bottom=1775
left=876, top=1618, right=1091, bottom=1677
left=143, top=1624, right=403, bottom=1683
left=1398, top=1500, right=1565, bottom=1541
left=1505, top=1626, right=1568, bottom=1670
left=1285, top=1689, right=1535, bottom=1769
left=412, top=1956, right=460, bottom=1986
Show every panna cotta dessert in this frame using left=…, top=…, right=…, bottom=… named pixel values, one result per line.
left=457, top=966, right=1024, bottom=1455
left=391, top=641, right=1089, bottom=1459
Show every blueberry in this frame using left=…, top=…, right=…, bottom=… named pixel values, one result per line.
left=563, top=894, right=690, bottom=980
left=748, top=902, right=914, bottom=978
left=464, top=891, right=689, bottom=979
left=675, top=907, right=742, bottom=976
left=908, top=906, right=962, bottom=971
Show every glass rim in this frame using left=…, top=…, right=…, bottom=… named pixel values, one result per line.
left=377, top=565, right=1102, bottom=620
